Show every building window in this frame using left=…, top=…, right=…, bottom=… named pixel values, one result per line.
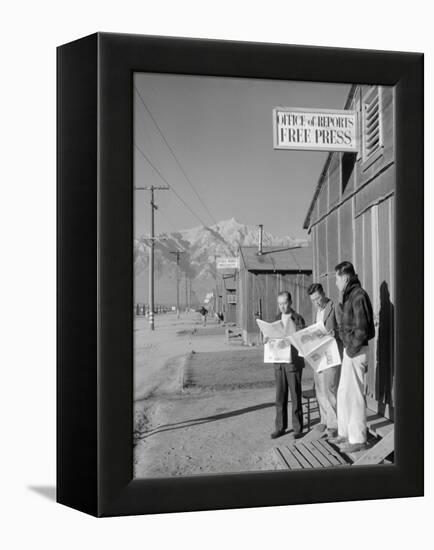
left=227, top=293, right=237, bottom=304
left=362, top=87, right=383, bottom=164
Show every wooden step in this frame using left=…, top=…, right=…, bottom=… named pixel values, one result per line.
left=366, top=408, right=394, bottom=438
left=274, top=438, right=349, bottom=470
left=352, top=429, right=394, bottom=466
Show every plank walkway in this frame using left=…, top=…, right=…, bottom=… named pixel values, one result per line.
left=274, top=408, right=395, bottom=470
left=274, top=437, right=350, bottom=470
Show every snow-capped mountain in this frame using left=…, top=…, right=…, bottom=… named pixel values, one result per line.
left=134, top=218, right=308, bottom=304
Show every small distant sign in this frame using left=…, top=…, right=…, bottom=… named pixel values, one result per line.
left=273, top=107, right=358, bottom=152
left=216, top=257, right=240, bottom=270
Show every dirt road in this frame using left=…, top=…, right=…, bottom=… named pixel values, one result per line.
left=134, top=312, right=315, bottom=478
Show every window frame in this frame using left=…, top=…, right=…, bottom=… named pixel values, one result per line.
left=361, top=85, right=384, bottom=169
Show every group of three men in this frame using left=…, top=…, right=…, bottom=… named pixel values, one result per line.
left=271, top=260, right=375, bottom=454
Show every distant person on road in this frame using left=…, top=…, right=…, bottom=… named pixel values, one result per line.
left=268, top=291, right=305, bottom=440
left=199, top=306, right=208, bottom=327
left=215, top=311, right=224, bottom=324
left=307, top=283, right=343, bottom=439
left=330, top=261, right=375, bottom=453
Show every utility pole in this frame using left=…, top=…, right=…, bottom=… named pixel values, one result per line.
left=257, top=224, right=264, bottom=255
left=189, top=278, right=192, bottom=310
left=185, top=275, right=189, bottom=313
left=169, top=251, right=185, bottom=319
left=213, top=255, right=219, bottom=316
left=135, top=185, right=169, bottom=330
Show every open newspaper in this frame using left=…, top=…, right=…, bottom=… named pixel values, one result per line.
left=256, top=319, right=292, bottom=363
left=256, top=319, right=341, bottom=372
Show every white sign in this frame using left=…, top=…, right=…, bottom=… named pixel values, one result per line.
left=273, top=107, right=358, bottom=152
left=216, top=257, right=240, bottom=270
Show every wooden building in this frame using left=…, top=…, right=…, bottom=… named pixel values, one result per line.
left=237, top=245, right=312, bottom=345
left=303, top=84, right=395, bottom=420
left=222, top=274, right=237, bottom=324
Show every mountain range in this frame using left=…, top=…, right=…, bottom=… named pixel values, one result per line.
left=134, top=218, right=309, bottom=304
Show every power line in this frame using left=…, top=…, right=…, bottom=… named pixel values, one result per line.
left=135, top=185, right=169, bottom=331
left=289, top=249, right=302, bottom=270
left=134, top=89, right=237, bottom=258
left=135, top=144, right=233, bottom=262
left=156, top=206, right=189, bottom=253
left=264, top=233, right=273, bottom=246
left=169, top=250, right=186, bottom=318
left=134, top=86, right=218, bottom=226
left=134, top=142, right=209, bottom=227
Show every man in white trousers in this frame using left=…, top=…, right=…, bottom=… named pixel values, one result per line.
left=307, top=283, right=342, bottom=439
left=331, top=261, right=375, bottom=453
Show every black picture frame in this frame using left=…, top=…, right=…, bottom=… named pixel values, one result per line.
left=57, top=32, right=424, bottom=517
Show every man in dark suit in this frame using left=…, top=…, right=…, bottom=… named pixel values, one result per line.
left=269, top=291, right=306, bottom=439
left=307, top=283, right=343, bottom=438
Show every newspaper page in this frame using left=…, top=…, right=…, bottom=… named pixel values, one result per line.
left=263, top=338, right=292, bottom=363
left=256, top=319, right=292, bottom=363
left=256, top=319, right=341, bottom=368
left=256, top=319, right=285, bottom=339
left=303, top=338, right=341, bottom=372
left=289, top=322, right=331, bottom=357
left=288, top=322, right=340, bottom=372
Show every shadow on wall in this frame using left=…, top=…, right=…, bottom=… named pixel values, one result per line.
left=375, top=281, right=395, bottom=419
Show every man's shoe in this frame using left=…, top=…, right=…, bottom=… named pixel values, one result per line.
left=293, top=432, right=303, bottom=440
left=313, top=423, right=326, bottom=432
left=339, top=442, right=368, bottom=453
left=271, top=430, right=285, bottom=439
left=328, top=435, right=347, bottom=444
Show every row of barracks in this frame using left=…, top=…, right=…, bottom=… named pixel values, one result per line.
left=303, top=83, right=395, bottom=420
left=212, top=275, right=237, bottom=323
left=213, top=245, right=313, bottom=345
left=236, top=246, right=312, bottom=345
left=211, top=83, right=395, bottom=421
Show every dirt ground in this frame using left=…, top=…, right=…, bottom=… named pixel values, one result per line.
left=133, top=312, right=315, bottom=478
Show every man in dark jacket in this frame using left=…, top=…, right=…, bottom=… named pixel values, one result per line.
left=308, top=283, right=342, bottom=438
left=331, top=261, right=375, bottom=453
left=269, top=291, right=305, bottom=439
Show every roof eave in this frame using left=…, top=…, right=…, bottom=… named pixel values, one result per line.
left=302, top=84, right=358, bottom=230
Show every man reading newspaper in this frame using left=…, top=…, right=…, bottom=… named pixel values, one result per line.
left=258, top=298, right=342, bottom=441
left=307, top=283, right=343, bottom=438
left=257, top=291, right=305, bottom=440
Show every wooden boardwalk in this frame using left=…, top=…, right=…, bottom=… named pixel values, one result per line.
left=275, top=437, right=350, bottom=470
left=274, top=408, right=394, bottom=470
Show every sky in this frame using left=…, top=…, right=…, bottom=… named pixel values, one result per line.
left=134, top=73, right=351, bottom=240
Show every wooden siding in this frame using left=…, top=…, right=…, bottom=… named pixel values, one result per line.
left=237, top=271, right=313, bottom=345
left=318, top=175, right=329, bottom=217
left=355, top=164, right=395, bottom=217
left=339, top=198, right=353, bottom=262
left=326, top=210, right=339, bottom=302
left=307, top=84, right=395, bottom=419
left=328, top=154, right=341, bottom=209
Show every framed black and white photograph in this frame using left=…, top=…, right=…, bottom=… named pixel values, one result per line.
left=57, top=32, right=423, bottom=517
